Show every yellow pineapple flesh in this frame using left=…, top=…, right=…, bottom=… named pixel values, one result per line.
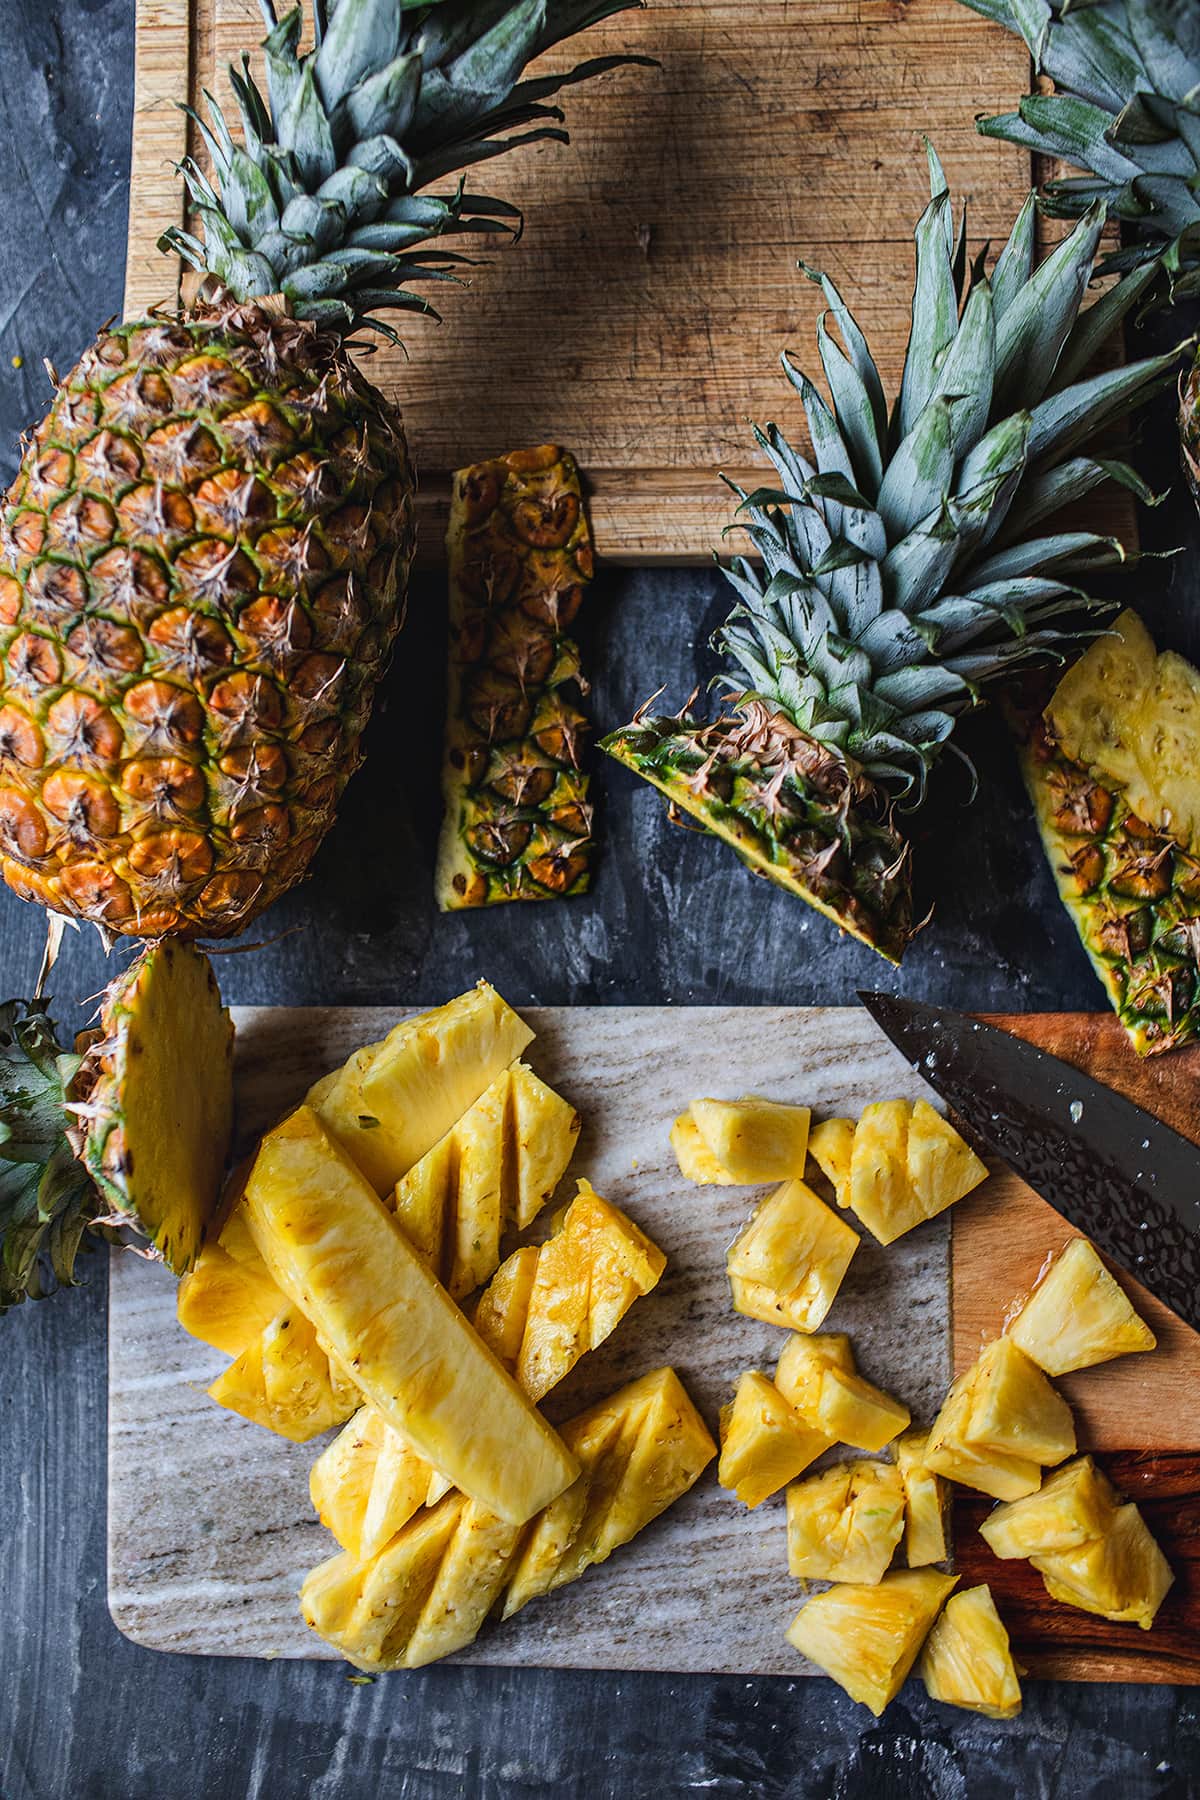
left=962, top=1337, right=1076, bottom=1467
left=670, top=1111, right=731, bottom=1184
left=472, top=1244, right=540, bottom=1370
left=207, top=1306, right=358, bottom=1443
left=919, top=1584, right=1022, bottom=1719
left=774, top=1332, right=855, bottom=1416
left=718, top=1370, right=831, bottom=1508
left=786, top=1569, right=957, bottom=1715
left=786, top=1460, right=907, bottom=1584
left=925, top=1367, right=1042, bottom=1502
left=402, top=1500, right=524, bottom=1669
left=1032, top=1502, right=1174, bottom=1630
left=979, top=1455, right=1120, bottom=1560
left=310, top=1406, right=434, bottom=1564
left=1007, top=1237, right=1156, bottom=1376
left=849, top=1100, right=987, bottom=1245
left=301, top=1496, right=466, bottom=1672
left=893, top=1430, right=949, bottom=1567
left=175, top=1201, right=283, bottom=1357
left=244, top=1105, right=577, bottom=1525
left=682, top=1095, right=811, bottom=1184
left=772, top=1332, right=908, bottom=1452
left=807, top=1117, right=855, bottom=1203
left=727, top=1179, right=859, bottom=1332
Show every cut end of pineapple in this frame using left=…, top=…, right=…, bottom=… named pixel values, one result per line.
left=1007, top=1237, right=1156, bottom=1376
left=962, top=1337, right=1076, bottom=1468
left=1033, top=1502, right=1174, bottom=1630
left=727, top=1179, right=858, bottom=1333
left=848, top=1099, right=987, bottom=1246
left=920, top=1585, right=1022, bottom=1719
left=979, top=1455, right=1119, bottom=1561
left=786, top=1569, right=957, bottom=1715
left=786, top=1459, right=906, bottom=1584
left=718, top=1370, right=830, bottom=1508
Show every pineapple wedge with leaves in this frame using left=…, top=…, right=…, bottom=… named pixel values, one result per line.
left=1007, top=1238, right=1156, bottom=1376
left=979, top=1456, right=1120, bottom=1561
left=774, top=1332, right=909, bottom=1452
left=925, top=1367, right=1041, bottom=1502
left=391, top=1062, right=579, bottom=1300
left=208, top=1308, right=359, bottom=1444
left=727, top=1180, right=859, bottom=1332
left=893, top=1431, right=949, bottom=1568
left=919, top=1585, right=1022, bottom=1720
left=671, top=1096, right=811, bottom=1185
left=1033, top=1504, right=1174, bottom=1631
left=962, top=1338, right=1076, bottom=1468
left=786, top=1460, right=907, bottom=1585
left=244, top=1105, right=577, bottom=1525
left=175, top=1201, right=282, bottom=1358
left=787, top=1569, right=957, bottom=1715
left=848, top=1101, right=988, bottom=1245
left=808, top=1118, right=856, bottom=1203
left=718, top=1370, right=832, bottom=1508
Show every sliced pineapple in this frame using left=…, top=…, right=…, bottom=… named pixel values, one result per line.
left=786, top=1460, right=907, bottom=1584
left=312, top=983, right=535, bottom=1194
left=727, top=1179, right=859, bottom=1332
left=310, top=1406, right=434, bottom=1563
left=472, top=1244, right=540, bottom=1371
left=772, top=1332, right=909, bottom=1452
left=1007, top=1237, right=1156, bottom=1376
left=175, top=1201, right=283, bottom=1357
left=774, top=1332, right=855, bottom=1417
left=207, top=1307, right=358, bottom=1443
left=786, top=1569, right=957, bottom=1715
left=925, top=1366, right=1042, bottom=1502
left=718, top=1370, right=831, bottom=1508
left=849, top=1100, right=988, bottom=1245
left=1032, top=1502, right=1174, bottom=1630
left=807, top=1117, right=855, bottom=1204
left=300, top=1495, right=467, bottom=1672
left=244, top=1105, right=577, bottom=1525
left=403, top=1500, right=524, bottom=1669
left=962, top=1337, right=1076, bottom=1468
left=391, top=1061, right=579, bottom=1299
left=919, top=1585, right=1022, bottom=1719
left=979, top=1455, right=1120, bottom=1561
left=672, top=1095, right=811, bottom=1185
left=893, top=1430, right=949, bottom=1567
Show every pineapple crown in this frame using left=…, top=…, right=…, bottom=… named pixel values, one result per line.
left=715, top=147, right=1182, bottom=800
left=964, top=0, right=1200, bottom=294
left=164, top=0, right=651, bottom=339
left=0, top=1001, right=97, bottom=1314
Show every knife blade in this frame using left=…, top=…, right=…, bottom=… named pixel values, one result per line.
left=858, top=991, right=1200, bottom=1333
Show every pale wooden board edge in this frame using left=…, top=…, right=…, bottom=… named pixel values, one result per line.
left=125, top=0, right=189, bottom=320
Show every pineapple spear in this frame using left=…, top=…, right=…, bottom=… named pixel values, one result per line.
left=602, top=150, right=1183, bottom=962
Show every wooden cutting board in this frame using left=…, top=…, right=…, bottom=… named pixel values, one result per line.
left=107, top=1005, right=1200, bottom=1684
left=126, top=0, right=1033, bottom=559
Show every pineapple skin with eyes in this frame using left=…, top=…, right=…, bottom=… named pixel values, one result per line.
left=1007, top=1237, right=1156, bottom=1376
left=786, top=1569, right=957, bottom=1715
left=919, top=1584, right=1022, bottom=1719
left=962, top=1338, right=1076, bottom=1468
left=893, top=1430, right=949, bottom=1567
left=786, top=1460, right=907, bottom=1584
left=718, top=1370, right=832, bottom=1508
left=979, top=1456, right=1119, bottom=1561
left=727, top=1179, right=859, bottom=1332
left=1033, top=1503, right=1174, bottom=1630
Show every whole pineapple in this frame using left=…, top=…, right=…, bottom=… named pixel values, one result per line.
left=963, top=0, right=1200, bottom=503
left=602, top=151, right=1181, bottom=960
left=0, top=0, right=645, bottom=938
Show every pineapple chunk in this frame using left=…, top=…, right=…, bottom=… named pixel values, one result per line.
left=313, top=984, right=534, bottom=1194
left=1033, top=1503, right=1174, bottom=1630
left=962, top=1337, right=1076, bottom=1467
left=403, top=1499, right=523, bottom=1669
left=774, top=1332, right=855, bottom=1416
left=849, top=1100, right=987, bottom=1245
left=808, top=1117, right=855, bottom=1203
left=207, top=1308, right=358, bottom=1443
left=786, top=1460, right=907, bottom=1584
left=1007, top=1237, right=1156, bottom=1376
left=919, top=1585, right=1022, bottom=1719
left=310, top=1406, right=434, bottom=1562
left=893, top=1430, right=949, bottom=1567
left=244, top=1105, right=577, bottom=1525
left=718, top=1370, right=831, bottom=1508
left=687, top=1095, right=811, bottom=1183
left=472, top=1244, right=540, bottom=1370
left=786, top=1569, right=957, bottom=1715
left=925, top=1366, right=1042, bottom=1501
left=727, top=1179, right=859, bottom=1332
left=176, top=1203, right=283, bottom=1357
left=670, top=1112, right=730, bottom=1184
left=301, top=1495, right=466, bottom=1671
left=979, top=1455, right=1120, bottom=1560
left=773, top=1332, right=908, bottom=1451
left=391, top=1062, right=579, bottom=1299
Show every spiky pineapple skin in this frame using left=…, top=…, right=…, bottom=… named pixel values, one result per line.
left=0, top=300, right=414, bottom=938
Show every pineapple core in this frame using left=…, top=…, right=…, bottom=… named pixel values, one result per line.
left=718, top=1370, right=831, bottom=1507
left=786, top=1460, right=907, bottom=1584
left=919, top=1584, right=1022, bottom=1719
left=1007, top=1237, right=1156, bottom=1376
left=727, top=1180, right=859, bottom=1332
left=786, top=1569, right=957, bottom=1715
left=673, top=1095, right=811, bottom=1184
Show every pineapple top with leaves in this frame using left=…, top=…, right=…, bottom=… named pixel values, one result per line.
left=603, top=149, right=1181, bottom=960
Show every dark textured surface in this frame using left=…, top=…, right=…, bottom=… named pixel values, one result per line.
left=3, top=4, right=1200, bottom=1796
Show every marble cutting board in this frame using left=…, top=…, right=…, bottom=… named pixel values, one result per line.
left=107, top=1004, right=952, bottom=1674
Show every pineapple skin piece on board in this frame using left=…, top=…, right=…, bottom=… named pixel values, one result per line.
left=785, top=1461, right=907, bottom=1584
left=718, top=1370, right=832, bottom=1508
left=673, top=1096, right=811, bottom=1185
left=919, top=1585, right=1022, bottom=1720
left=980, top=1456, right=1120, bottom=1561
left=244, top=1105, right=577, bottom=1525
left=727, top=1180, right=859, bottom=1332
left=1007, top=1237, right=1156, bottom=1376
left=436, top=446, right=595, bottom=910
left=786, top=1569, right=957, bottom=1715
left=1033, top=1503, right=1174, bottom=1631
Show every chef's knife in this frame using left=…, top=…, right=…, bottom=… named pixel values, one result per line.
left=857, top=991, right=1200, bottom=1333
